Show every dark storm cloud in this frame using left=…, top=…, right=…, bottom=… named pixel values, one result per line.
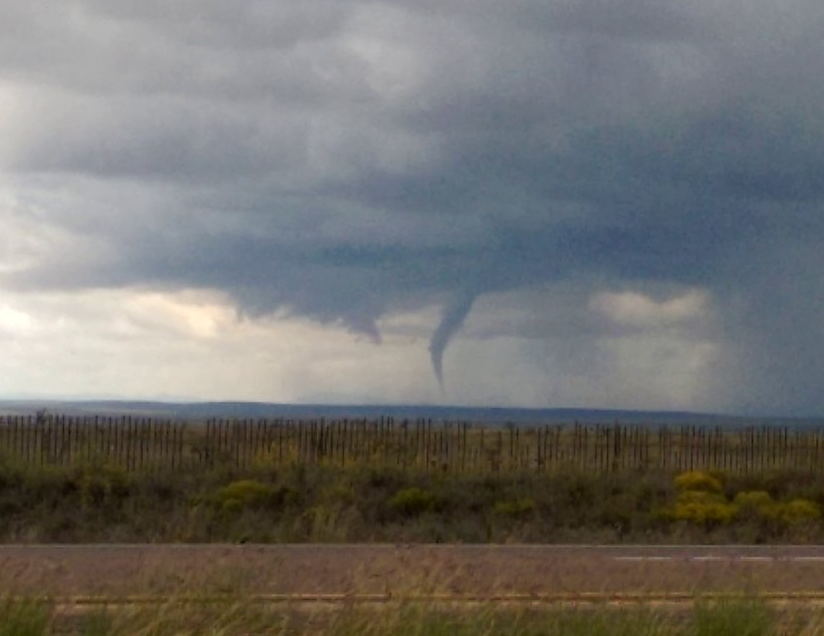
left=3, top=0, right=824, bottom=412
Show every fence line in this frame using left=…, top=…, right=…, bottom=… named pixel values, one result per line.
left=0, top=415, right=822, bottom=474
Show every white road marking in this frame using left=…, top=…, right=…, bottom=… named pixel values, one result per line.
left=611, top=555, right=824, bottom=563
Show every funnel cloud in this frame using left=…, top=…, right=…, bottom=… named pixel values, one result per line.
left=429, top=292, right=477, bottom=389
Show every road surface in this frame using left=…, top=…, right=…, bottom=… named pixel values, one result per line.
left=2, top=544, right=824, bottom=599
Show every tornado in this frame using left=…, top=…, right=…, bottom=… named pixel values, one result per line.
left=429, top=291, right=477, bottom=389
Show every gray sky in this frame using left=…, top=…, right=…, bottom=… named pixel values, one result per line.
left=1, top=0, right=823, bottom=414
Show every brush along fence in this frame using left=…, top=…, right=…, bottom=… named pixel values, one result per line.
left=0, top=415, right=821, bottom=474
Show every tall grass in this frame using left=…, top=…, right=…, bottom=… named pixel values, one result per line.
left=0, top=596, right=819, bottom=636
left=0, top=598, right=50, bottom=636
left=692, top=598, right=777, bottom=636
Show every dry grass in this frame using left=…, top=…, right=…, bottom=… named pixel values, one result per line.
left=6, top=593, right=824, bottom=635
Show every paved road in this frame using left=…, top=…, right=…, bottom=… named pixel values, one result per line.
left=1, top=544, right=824, bottom=599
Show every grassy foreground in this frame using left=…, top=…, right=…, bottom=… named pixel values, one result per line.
left=1, top=595, right=823, bottom=636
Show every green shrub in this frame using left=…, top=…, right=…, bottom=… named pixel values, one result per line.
left=732, top=490, right=774, bottom=509
left=776, top=498, right=821, bottom=525
left=671, top=491, right=736, bottom=525
left=732, top=491, right=776, bottom=521
left=674, top=471, right=723, bottom=494
left=66, top=464, right=133, bottom=513
left=387, top=487, right=435, bottom=517
left=493, top=497, right=536, bottom=519
left=321, top=484, right=356, bottom=507
left=731, top=491, right=820, bottom=527
left=213, top=479, right=276, bottom=513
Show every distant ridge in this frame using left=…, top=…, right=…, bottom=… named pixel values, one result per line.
left=1, top=400, right=823, bottom=428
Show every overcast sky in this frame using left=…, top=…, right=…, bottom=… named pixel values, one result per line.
left=1, top=0, right=823, bottom=414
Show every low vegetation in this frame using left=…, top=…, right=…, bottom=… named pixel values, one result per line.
left=0, top=452, right=822, bottom=543
left=657, top=470, right=821, bottom=534
left=0, top=595, right=823, bottom=636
